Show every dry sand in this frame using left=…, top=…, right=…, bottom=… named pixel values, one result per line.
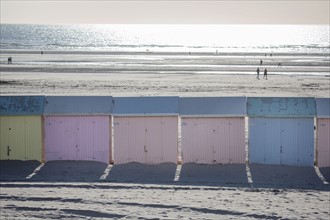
left=1, top=181, right=329, bottom=220
left=1, top=72, right=329, bottom=97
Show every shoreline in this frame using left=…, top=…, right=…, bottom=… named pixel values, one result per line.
left=1, top=48, right=330, bottom=57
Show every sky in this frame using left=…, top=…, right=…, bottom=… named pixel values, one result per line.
left=1, top=0, right=329, bottom=25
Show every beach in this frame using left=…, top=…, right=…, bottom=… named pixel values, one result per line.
left=0, top=49, right=329, bottom=219
left=0, top=160, right=330, bottom=219
left=0, top=50, right=329, bottom=97
left=1, top=181, right=329, bottom=219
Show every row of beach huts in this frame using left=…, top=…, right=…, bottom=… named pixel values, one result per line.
left=0, top=96, right=329, bottom=167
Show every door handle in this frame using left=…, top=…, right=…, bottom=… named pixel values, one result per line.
left=7, top=146, right=11, bottom=156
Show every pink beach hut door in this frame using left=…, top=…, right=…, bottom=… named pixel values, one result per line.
left=181, top=117, right=245, bottom=164
left=114, top=117, right=146, bottom=164
left=45, top=116, right=78, bottom=161
left=181, top=118, right=214, bottom=164
left=114, top=116, right=178, bottom=164
left=145, top=117, right=178, bottom=164
left=45, top=116, right=110, bottom=163
left=77, top=116, right=110, bottom=164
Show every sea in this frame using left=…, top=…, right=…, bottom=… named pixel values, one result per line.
left=1, top=24, right=329, bottom=54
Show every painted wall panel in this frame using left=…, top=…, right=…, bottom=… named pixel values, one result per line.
left=45, top=116, right=110, bottom=163
left=113, top=97, right=179, bottom=115
left=114, top=116, right=178, bottom=164
left=249, top=117, right=314, bottom=166
left=0, top=96, right=45, bottom=115
left=44, top=96, right=113, bottom=115
left=317, top=118, right=330, bottom=167
left=0, top=116, right=42, bottom=161
left=316, top=98, right=330, bottom=118
left=181, top=117, right=245, bottom=164
left=247, top=97, right=316, bottom=117
left=179, top=97, right=246, bottom=116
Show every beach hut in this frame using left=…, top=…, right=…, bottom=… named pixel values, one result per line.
left=0, top=96, right=45, bottom=161
left=112, top=97, right=179, bottom=164
left=179, top=97, right=246, bottom=164
left=44, top=96, right=113, bottom=164
left=248, top=97, right=316, bottom=166
left=316, top=98, right=330, bottom=168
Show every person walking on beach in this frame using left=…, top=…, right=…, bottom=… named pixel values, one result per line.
left=256, top=67, right=260, bottom=80
left=260, top=59, right=263, bottom=65
left=7, top=57, right=12, bottom=64
left=263, top=68, right=268, bottom=80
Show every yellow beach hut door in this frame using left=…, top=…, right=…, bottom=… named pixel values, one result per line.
left=0, top=116, right=42, bottom=161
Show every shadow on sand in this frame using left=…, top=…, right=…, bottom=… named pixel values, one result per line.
left=0, top=160, right=41, bottom=181
left=319, top=167, right=330, bottom=182
left=106, top=162, right=177, bottom=183
left=0, top=160, right=329, bottom=191
left=179, top=163, right=248, bottom=187
left=31, top=161, right=108, bottom=182
left=250, top=164, right=328, bottom=190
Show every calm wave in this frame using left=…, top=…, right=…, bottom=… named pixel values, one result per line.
left=1, top=24, right=329, bottom=53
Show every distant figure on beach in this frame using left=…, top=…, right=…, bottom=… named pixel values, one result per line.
left=7, top=57, right=12, bottom=64
left=270, top=53, right=272, bottom=57
left=265, top=53, right=267, bottom=57
left=263, top=68, right=268, bottom=80
left=260, top=59, right=263, bottom=65
left=256, top=67, right=260, bottom=80
left=278, top=62, right=282, bottom=67
left=41, top=51, right=43, bottom=55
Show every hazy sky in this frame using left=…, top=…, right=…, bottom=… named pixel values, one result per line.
left=1, top=0, right=329, bottom=24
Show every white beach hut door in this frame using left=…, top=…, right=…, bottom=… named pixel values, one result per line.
left=249, top=118, right=281, bottom=165
left=250, top=118, right=314, bottom=166
left=317, top=118, right=330, bottom=167
left=280, top=118, right=314, bottom=166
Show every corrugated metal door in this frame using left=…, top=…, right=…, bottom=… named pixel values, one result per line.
left=45, top=116, right=110, bottom=163
left=0, top=116, right=42, bottom=161
left=77, top=116, right=110, bottom=164
left=45, top=116, right=78, bottom=161
left=317, top=118, right=330, bottom=167
left=229, top=118, right=246, bottom=163
left=181, top=118, right=212, bottom=164
left=114, top=116, right=178, bottom=164
left=249, top=117, right=314, bottom=166
left=114, top=117, right=145, bottom=164
left=181, top=117, right=245, bottom=164
left=249, top=118, right=281, bottom=165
